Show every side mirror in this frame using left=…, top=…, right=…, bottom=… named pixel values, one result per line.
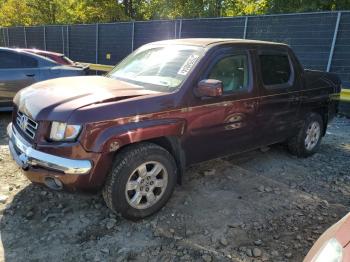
left=195, top=79, right=223, bottom=98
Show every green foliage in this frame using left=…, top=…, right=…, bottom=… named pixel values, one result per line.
left=0, top=0, right=32, bottom=26
left=224, top=0, right=269, bottom=16
left=65, top=0, right=127, bottom=24
left=0, top=0, right=127, bottom=26
left=0, top=0, right=349, bottom=26
left=266, top=0, right=350, bottom=13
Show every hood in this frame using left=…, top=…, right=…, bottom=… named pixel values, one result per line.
left=14, top=76, right=161, bottom=121
left=336, top=212, right=350, bottom=248
left=304, top=212, right=350, bottom=262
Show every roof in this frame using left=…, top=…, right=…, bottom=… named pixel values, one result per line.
left=0, top=47, right=58, bottom=63
left=149, top=38, right=288, bottom=47
left=21, top=49, right=64, bottom=57
left=0, top=47, right=63, bottom=56
left=0, top=47, right=41, bottom=55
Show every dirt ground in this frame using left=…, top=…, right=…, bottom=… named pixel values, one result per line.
left=0, top=112, right=349, bottom=262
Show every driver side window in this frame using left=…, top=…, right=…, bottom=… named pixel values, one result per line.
left=208, top=54, right=249, bottom=93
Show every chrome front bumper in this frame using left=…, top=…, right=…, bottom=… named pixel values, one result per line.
left=7, top=123, right=92, bottom=175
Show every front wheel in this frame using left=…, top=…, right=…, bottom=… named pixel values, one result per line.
left=102, top=143, right=177, bottom=220
left=288, top=113, right=324, bottom=158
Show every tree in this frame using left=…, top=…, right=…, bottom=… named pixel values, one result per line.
left=267, top=0, right=350, bottom=13
left=122, top=0, right=133, bottom=18
left=224, top=0, right=268, bottom=16
left=1, top=0, right=350, bottom=27
left=130, top=0, right=267, bottom=19
left=26, top=0, right=59, bottom=24
left=0, top=0, right=32, bottom=26
left=0, top=0, right=127, bottom=26
left=68, top=0, right=127, bottom=24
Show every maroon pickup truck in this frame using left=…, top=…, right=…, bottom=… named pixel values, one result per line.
left=7, top=39, right=341, bottom=220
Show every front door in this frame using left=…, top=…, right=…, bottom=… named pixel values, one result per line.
left=184, top=48, right=259, bottom=164
left=0, top=51, right=38, bottom=108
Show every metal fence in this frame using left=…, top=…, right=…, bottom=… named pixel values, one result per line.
left=1, top=11, right=350, bottom=87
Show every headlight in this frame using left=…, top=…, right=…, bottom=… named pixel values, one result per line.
left=313, top=238, right=343, bottom=262
left=50, top=122, right=81, bottom=141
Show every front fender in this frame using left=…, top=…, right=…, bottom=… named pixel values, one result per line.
left=82, top=118, right=186, bottom=153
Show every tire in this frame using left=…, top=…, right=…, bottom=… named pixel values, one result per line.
left=288, top=112, right=324, bottom=158
left=102, top=142, right=177, bottom=220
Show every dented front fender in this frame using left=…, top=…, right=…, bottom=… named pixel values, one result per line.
left=82, top=118, right=186, bottom=153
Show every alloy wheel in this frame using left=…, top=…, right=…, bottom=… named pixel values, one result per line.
left=305, top=121, right=321, bottom=151
left=125, top=161, right=168, bottom=210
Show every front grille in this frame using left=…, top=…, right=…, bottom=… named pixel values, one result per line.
left=16, top=111, right=38, bottom=139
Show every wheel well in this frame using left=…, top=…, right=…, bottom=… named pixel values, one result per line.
left=146, top=137, right=175, bottom=156
left=120, top=136, right=185, bottom=185
left=310, top=107, right=328, bottom=136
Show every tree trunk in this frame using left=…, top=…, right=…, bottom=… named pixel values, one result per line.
left=216, top=0, right=222, bottom=17
left=122, top=0, right=134, bottom=18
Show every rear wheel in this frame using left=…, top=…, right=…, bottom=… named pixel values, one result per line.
left=288, top=113, right=323, bottom=157
left=102, top=143, right=177, bottom=220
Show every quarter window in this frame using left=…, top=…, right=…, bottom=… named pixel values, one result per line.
left=208, top=54, right=249, bottom=93
left=259, top=54, right=291, bottom=86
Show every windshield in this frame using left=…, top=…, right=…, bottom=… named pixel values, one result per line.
left=107, top=45, right=204, bottom=92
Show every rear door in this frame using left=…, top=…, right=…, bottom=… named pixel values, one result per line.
left=255, top=48, right=302, bottom=145
left=184, top=47, right=260, bottom=164
left=0, top=51, right=38, bottom=107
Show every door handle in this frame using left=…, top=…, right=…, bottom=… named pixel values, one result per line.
left=26, top=74, right=35, bottom=77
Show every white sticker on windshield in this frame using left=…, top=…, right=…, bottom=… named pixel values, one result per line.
left=177, top=54, right=199, bottom=76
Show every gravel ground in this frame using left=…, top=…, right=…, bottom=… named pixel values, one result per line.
left=0, top=112, right=349, bottom=262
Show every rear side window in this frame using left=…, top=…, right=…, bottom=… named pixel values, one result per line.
left=0, top=51, right=21, bottom=68
left=0, top=51, right=38, bottom=68
left=21, top=55, right=38, bottom=68
left=259, top=54, right=291, bottom=86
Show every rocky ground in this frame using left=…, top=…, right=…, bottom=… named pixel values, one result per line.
left=0, top=112, right=349, bottom=262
